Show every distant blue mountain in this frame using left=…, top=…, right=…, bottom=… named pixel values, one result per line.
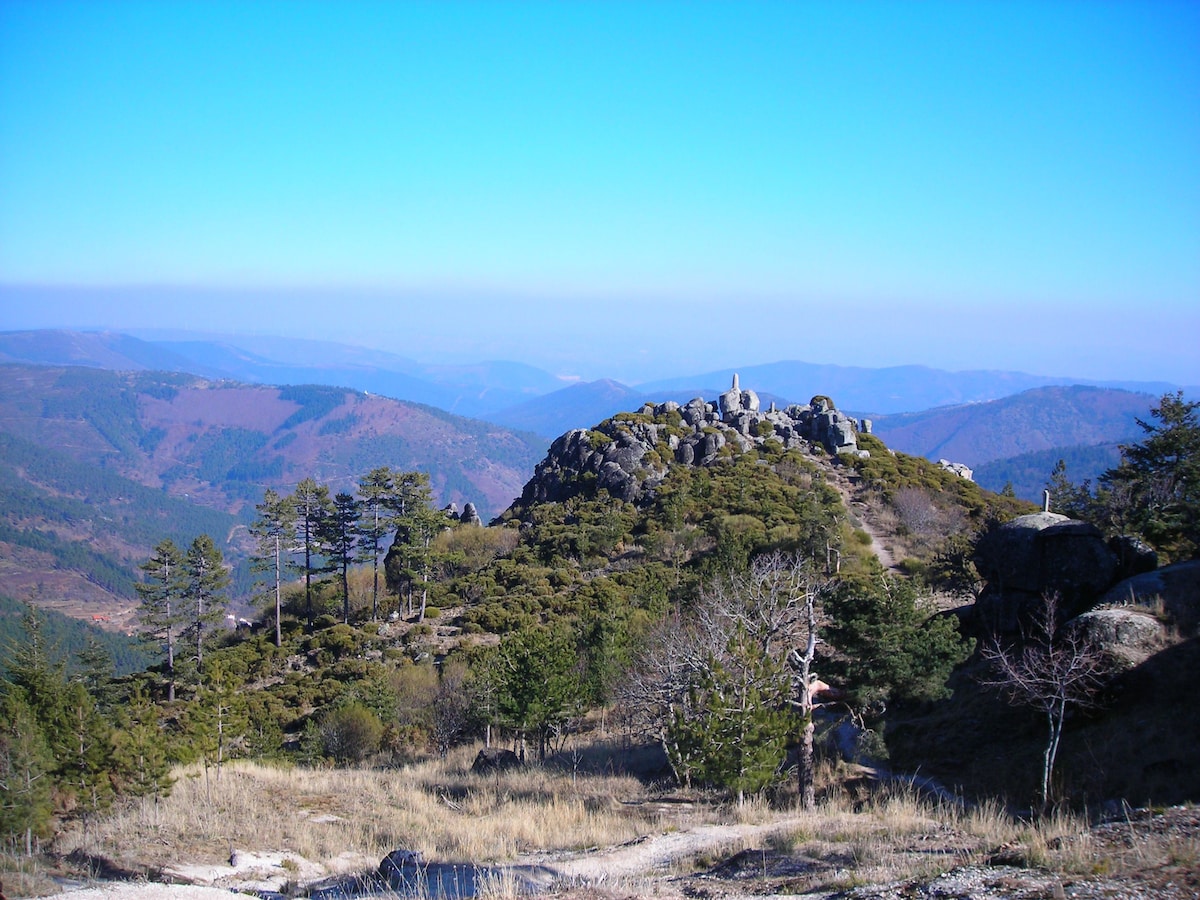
left=637, top=361, right=1183, bottom=416
left=146, top=334, right=566, bottom=418
left=488, top=379, right=652, bottom=438
left=974, top=442, right=1124, bottom=504
left=3, top=329, right=1190, bottom=427
left=0, top=329, right=229, bottom=378
left=869, top=385, right=1153, bottom=467
left=0, top=329, right=566, bottom=419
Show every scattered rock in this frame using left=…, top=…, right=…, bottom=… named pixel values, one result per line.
left=936, top=458, right=973, bottom=480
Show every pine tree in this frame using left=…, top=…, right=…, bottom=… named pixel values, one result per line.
left=110, top=685, right=173, bottom=800
left=136, top=538, right=187, bottom=701
left=357, top=466, right=399, bottom=621
left=250, top=489, right=295, bottom=647
left=385, top=473, right=446, bottom=620
left=826, top=575, right=975, bottom=708
left=324, top=491, right=360, bottom=623
left=668, top=631, right=792, bottom=804
left=0, top=686, right=54, bottom=855
left=1101, top=391, right=1199, bottom=561
left=73, top=638, right=116, bottom=714
left=188, top=660, right=249, bottom=777
left=4, top=611, right=69, bottom=736
left=182, top=535, right=230, bottom=679
left=290, top=478, right=334, bottom=629
left=496, top=625, right=586, bottom=761
left=57, top=680, right=114, bottom=816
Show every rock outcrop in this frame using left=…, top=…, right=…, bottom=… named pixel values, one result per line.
left=970, top=510, right=1195, bottom=651
left=511, top=377, right=867, bottom=511
left=972, top=512, right=1121, bottom=632
left=460, top=502, right=482, bottom=526
left=1066, top=607, right=1167, bottom=669
left=1099, top=560, right=1200, bottom=635
left=937, top=459, right=974, bottom=481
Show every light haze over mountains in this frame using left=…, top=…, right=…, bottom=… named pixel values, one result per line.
left=1, top=3, right=1197, bottom=387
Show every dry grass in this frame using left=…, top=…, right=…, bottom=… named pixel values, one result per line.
left=55, top=744, right=665, bottom=877
left=15, top=748, right=1197, bottom=898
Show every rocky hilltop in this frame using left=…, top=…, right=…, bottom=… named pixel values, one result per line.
left=511, top=375, right=869, bottom=512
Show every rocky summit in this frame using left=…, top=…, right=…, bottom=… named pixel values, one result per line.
left=511, top=376, right=869, bottom=510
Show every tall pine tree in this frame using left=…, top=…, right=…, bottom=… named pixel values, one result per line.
left=137, top=538, right=186, bottom=701
left=0, top=686, right=54, bottom=855
left=290, top=478, right=334, bottom=629
left=357, top=466, right=399, bottom=621
left=182, top=535, right=230, bottom=680
left=324, top=491, right=360, bottom=624
left=250, top=489, right=295, bottom=647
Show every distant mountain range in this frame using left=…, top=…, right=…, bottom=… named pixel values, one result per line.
left=636, top=361, right=1184, bottom=417
left=972, top=442, right=1124, bottom=501
left=1, top=329, right=1191, bottom=431
left=864, top=385, right=1158, bottom=502
left=0, top=329, right=565, bottom=420
left=0, top=331, right=1187, bottom=566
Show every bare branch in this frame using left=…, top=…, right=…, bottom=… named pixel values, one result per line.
left=981, top=592, right=1112, bottom=808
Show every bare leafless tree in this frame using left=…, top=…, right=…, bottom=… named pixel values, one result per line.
left=981, top=593, right=1111, bottom=809
left=617, top=552, right=835, bottom=807
left=709, top=552, right=835, bottom=809
left=615, top=606, right=726, bottom=787
left=892, top=486, right=941, bottom=535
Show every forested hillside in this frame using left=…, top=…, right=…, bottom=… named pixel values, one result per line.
left=0, top=363, right=546, bottom=626
left=0, top=594, right=154, bottom=678
left=870, top=385, right=1153, bottom=467
left=973, top=442, right=1123, bottom=501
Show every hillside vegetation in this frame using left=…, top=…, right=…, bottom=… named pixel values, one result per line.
left=0, top=363, right=546, bottom=627
left=1, top=384, right=1195, bottom=898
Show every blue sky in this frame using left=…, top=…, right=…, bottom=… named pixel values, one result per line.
left=1, top=1, right=1197, bottom=384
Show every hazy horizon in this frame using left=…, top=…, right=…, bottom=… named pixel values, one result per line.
left=2, top=2, right=1197, bottom=384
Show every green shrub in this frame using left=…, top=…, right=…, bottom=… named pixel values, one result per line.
left=587, top=430, right=613, bottom=450
left=319, top=703, right=383, bottom=764
left=403, top=624, right=432, bottom=645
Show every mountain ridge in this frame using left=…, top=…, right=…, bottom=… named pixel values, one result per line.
left=2, top=328, right=1191, bottom=421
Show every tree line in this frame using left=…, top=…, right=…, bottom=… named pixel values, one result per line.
left=137, top=466, right=455, bottom=699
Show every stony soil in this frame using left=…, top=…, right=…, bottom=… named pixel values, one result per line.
left=535, top=805, right=1200, bottom=899
left=45, top=805, right=1198, bottom=900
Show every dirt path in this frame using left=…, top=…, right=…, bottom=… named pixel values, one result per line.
left=525, top=815, right=805, bottom=881
left=828, top=474, right=901, bottom=573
